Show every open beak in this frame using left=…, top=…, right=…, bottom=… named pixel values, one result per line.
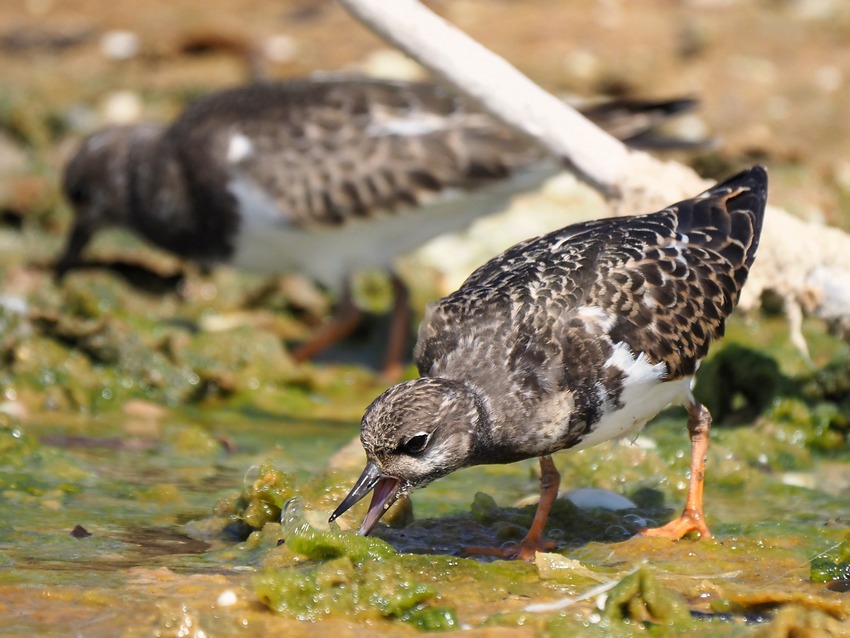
left=329, top=461, right=401, bottom=535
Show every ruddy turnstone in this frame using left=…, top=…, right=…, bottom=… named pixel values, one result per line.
left=57, top=75, right=703, bottom=374
left=330, top=166, right=768, bottom=559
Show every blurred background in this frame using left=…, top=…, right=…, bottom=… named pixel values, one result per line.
left=3, top=0, right=850, bottom=228
left=2, top=0, right=850, bottom=403
left=0, top=0, right=848, bottom=408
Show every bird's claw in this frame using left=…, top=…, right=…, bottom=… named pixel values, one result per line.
left=461, top=538, right=557, bottom=561
left=640, top=509, right=711, bottom=540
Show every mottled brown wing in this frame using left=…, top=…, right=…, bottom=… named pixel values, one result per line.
left=171, top=77, right=539, bottom=229
left=589, top=167, right=766, bottom=377
left=416, top=167, right=767, bottom=381
left=170, top=77, right=707, bottom=229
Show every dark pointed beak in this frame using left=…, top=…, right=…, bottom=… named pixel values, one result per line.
left=329, top=461, right=401, bottom=536
left=55, top=220, right=94, bottom=281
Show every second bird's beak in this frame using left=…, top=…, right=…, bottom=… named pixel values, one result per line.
left=329, top=461, right=401, bottom=535
left=55, top=220, right=94, bottom=280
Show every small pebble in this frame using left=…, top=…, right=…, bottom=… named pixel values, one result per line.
left=100, top=30, right=140, bottom=60
left=562, top=488, right=637, bottom=511
left=70, top=524, right=92, bottom=538
left=216, top=590, right=238, bottom=607
left=100, top=91, right=143, bottom=125
left=261, top=34, right=298, bottom=63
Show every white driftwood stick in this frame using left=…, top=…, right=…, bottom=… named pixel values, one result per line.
left=338, top=0, right=850, bottom=351
left=337, top=0, right=632, bottom=196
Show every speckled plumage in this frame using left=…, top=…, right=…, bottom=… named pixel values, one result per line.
left=416, top=167, right=765, bottom=441
left=331, top=166, right=768, bottom=557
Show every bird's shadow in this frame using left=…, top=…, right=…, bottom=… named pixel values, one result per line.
left=52, top=257, right=188, bottom=296
left=369, top=489, right=674, bottom=558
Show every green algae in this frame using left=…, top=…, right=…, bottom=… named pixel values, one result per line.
left=254, top=555, right=454, bottom=628
left=696, top=339, right=850, bottom=456
left=214, top=462, right=297, bottom=530
left=4, top=382, right=850, bottom=636
left=0, top=415, right=95, bottom=497
left=811, top=540, right=850, bottom=584
left=4, top=328, right=850, bottom=636
left=695, top=343, right=789, bottom=423
left=283, top=500, right=396, bottom=563
left=254, top=500, right=455, bottom=630
left=603, top=566, right=692, bottom=629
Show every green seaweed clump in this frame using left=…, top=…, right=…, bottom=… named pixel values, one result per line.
left=767, top=398, right=847, bottom=454
left=694, top=343, right=787, bottom=423
left=695, top=344, right=850, bottom=452
left=603, top=565, right=692, bottom=630
left=255, top=556, right=457, bottom=629
left=800, top=352, right=850, bottom=404
left=811, top=541, right=850, bottom=584
left=254, top=499, right=457, bottom=631
left=214, top=463, right=296, bottom=530
left=796, top=354, right=850, bottom=447
left=283, top=500, right=396, bottom=564
left=0, top=415, right=93, bottom=498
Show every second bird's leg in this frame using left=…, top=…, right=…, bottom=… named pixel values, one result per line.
left=381, top=273, right=412, bottom=380
left=291, top=282, right=363, bottom=363
left=642, top=401, right=712, bottom=540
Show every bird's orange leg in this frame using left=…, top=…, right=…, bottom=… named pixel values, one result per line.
left=463, top=455, right=560, bottom=561
left=290, top=285, right=363, bottom=363
left=642, top=402, right=712, bottom=540
left=380, top=273, right=412, bottom=380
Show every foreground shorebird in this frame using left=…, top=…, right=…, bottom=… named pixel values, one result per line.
left=330, top=166, right=768, bottom=559
left=57, top=75, right=703, bottom=375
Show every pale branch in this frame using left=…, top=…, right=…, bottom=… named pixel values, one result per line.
left=338, top=0, right=850, bottom=353
left=337, top=0, right=631, bottom=196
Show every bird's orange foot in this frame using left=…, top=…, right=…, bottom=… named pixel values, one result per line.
left=461, top=538, right=556, bottom=561
left=641, top=509, right=711, bottom=540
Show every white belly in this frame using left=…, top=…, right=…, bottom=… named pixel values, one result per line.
left=572, top=343, right=694, bottom=451
left=226, top=164, right=559, bottom=290
left=573, top=376, right=692, bottom=450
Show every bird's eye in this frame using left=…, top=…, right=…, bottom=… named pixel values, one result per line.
left=400, top=432, right=431, bottom=455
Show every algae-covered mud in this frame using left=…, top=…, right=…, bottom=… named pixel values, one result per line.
left=3, top=309, right=850, bottom=636
left=3, top=0, right=850, bottom=635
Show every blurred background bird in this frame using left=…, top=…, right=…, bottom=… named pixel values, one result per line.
left=56, top=74, right=708, bottom=375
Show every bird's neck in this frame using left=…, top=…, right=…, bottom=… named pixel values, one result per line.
left=465, top=381, right=535, bottom=466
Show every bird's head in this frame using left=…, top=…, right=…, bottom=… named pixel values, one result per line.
left=56, top=124, right=160, bottom=278
left=329, top=377, right=488, bottom=535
